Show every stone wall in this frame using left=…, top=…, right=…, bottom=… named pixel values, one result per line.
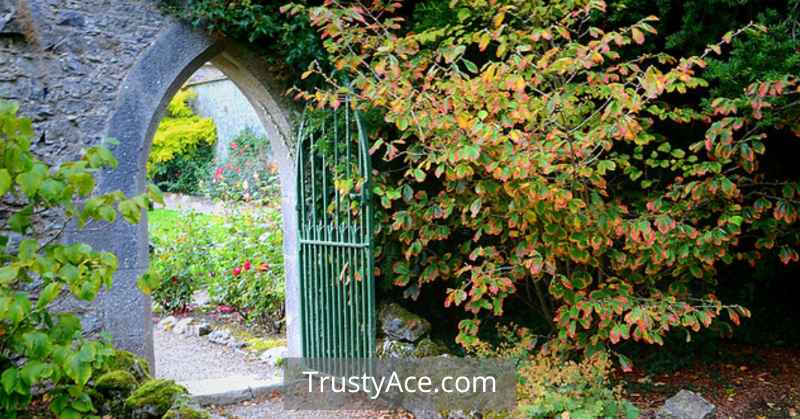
left=0, top=0, right=174, bottom=362
left=0, top=0, right=301, bottom=366
left=0, top=0, right=169, bottom=164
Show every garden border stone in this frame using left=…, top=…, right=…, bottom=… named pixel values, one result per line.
left=179, top=375, right=283, bottom=406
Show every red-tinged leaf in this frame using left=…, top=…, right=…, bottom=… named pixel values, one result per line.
left=618, top=353, right=633, bottom=372
left=758, top=82, right=768, bottom=97
left=631, top=28, right=645, bottom=45
left=610, top=326, right=620, bottom=344
left=728, top=308, right=740, bottom=326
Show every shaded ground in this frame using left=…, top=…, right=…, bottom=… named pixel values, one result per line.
left=623, top=344, right=800, bottom=418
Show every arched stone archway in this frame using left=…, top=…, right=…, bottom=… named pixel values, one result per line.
left=76, top=23, right=302, bottom=366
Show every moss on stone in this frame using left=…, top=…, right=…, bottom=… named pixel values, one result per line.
left=413, top=337, right=449, bottom=357
left=379, top=339, right=416, bottom=358
left=125, top=379, right=187, bottom=418
left=378, top=303, right=431, bottom=342
left=106, top=349, right=151, bottom=382
left=243, top=336, right=286, bottom=352
left=163, top=405, right=212, bottom=419
left=96, top=370, right=138, bottom=392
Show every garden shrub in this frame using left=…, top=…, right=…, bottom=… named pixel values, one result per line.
left=288, top=0, right=800, bottom=365
left=144, top=206, right=285, bottom=327
left=145, top=210, right=220, bottom=313
left=517, top=352, right=639, bottom=418
left=206, top=207, right=285, bottom=329
left=148, top=88, right=217, bottom=195
left=0, top=100, right=160, bottom=417
left=201, top=128, right=280, bottom=203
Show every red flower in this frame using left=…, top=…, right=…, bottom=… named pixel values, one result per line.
left=214, top=167, right=224, bottom=180
left=257, top=262, right=269, bottom=272
left=243, top=260, right=251, bottom=271
left=231, top=142, right=238, bottom=150
left=232, top=266, right=242, bottom=276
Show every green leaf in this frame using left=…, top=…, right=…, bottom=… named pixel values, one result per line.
left=70, top=393, right=93, bottom=413
left=396, top=117, right=409, bottom=131
left=20, top=361, right=48, bottom=386
left=18, top=239, right=37, bottom=260
left=412, top=168, right=426, bottom=182
left=147, top=183, right=164, bottom=205
left=16, top=164, right=46, bottom=197
left=8, top=205, right=32, bottom=233
left=461, top=144, right=480, bottom=160
left=97, top=205, right=117, bottom=222
left=64, top=353, right=91, bottom=387
left=0, top=169, right=11, bottom=195
left=469, top=198, right=482, bottom=218
left=66, top=172, right=94, bottom=196
left=1, top=368, right=18, bottom=394
left=37, top=282, right=63, bottom=308
left=462, top=59, right=478, bottom=74
left=136, top=271, right=161, bottom=295
left=40, top=179, right=65, bottom=201
left=58, top=407, right=83, bottom=419
left=58, top=264, right=80, bottom=284
left=0, top=265, right=19, bottom=284
left=8, top=293, right=31, bottom=325
left=118, top=199, right=141, bottom=224
left=23, top=332, right=52, bottom=358
left=456, top=7, right=471, bottom=22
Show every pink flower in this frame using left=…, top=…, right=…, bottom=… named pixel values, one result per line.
left=243, top=260, right=251, bottom=271
left=231, top=142, right=238, bottom=150
left=232, top=266, right=242, bottom=277
left=214, top=167, right=224, bottom=181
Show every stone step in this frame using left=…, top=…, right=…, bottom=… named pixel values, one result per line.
left=179, top=375, right=283, bottom=406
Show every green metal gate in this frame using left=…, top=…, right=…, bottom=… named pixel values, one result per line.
left=296, top=100, right=375, bottom=358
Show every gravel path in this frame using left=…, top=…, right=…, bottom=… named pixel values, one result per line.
left=153, top=327, right=277, bottom=382
left=212, top=394, right=407, bottom=419
left=153, top=321, right=406, bottom=418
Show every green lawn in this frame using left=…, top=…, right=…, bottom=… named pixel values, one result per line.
left=148, top=208, right=226, bottom=241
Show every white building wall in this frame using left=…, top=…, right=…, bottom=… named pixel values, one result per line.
left=186, top=65, right=270, bottom=160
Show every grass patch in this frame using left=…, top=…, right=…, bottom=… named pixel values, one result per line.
left=148, top=209, right=225, bottom=241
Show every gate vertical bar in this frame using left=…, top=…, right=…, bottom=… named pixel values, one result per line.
left=296, top=99, right=375, bottom=359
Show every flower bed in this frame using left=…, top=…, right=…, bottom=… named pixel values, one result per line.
left=147, top=206, right=285, bottom=330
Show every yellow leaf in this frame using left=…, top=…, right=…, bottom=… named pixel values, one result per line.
left=456, top=113, right=473, bottom=130
left=479, top=32, right=491, bottom=51
left=492, top=12, right=505, bottom=29
left=515, top=76, right=526, bottom=92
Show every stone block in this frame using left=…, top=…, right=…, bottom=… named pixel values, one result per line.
left=656, top=390, right=716, bottom=419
